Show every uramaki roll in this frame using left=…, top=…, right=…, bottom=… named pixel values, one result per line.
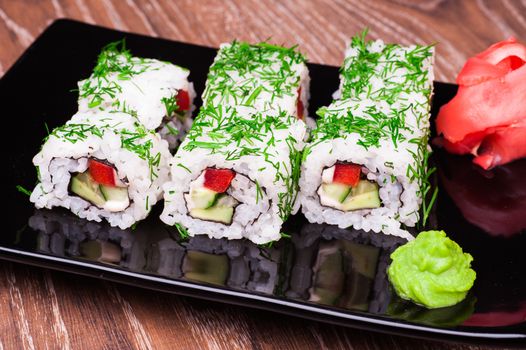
left=161, top=41, right=310, bottom=244
left=300, top=33, right=434, bottom=240
left=31, top=111, right=171, bottom=229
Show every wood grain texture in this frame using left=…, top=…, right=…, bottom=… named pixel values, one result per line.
left=1, top=0, right=525, bottom=349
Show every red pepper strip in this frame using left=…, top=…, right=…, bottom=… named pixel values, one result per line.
left=333, top=163, right=361, bottom=186
left=89, top=159, right=116, bottom=186
left=176, top=89, right=190, bottom=111
left=296, top=87, right=304, bottom=120
left=203, top=168, right=236, bottom=193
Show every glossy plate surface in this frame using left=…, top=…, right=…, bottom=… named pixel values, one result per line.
left=2, top=19, right=525, bottom=347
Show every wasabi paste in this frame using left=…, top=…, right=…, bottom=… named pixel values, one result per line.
left=388, top=230, right=476, bottom=309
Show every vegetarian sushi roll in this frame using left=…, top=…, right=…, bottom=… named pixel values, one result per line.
left=78, top=41, right=195, bottom=149
left=300, top=33, right=434, bottom=240
left=30, top=111, right=171, bottom=229
left=161, top=41, right=310, bottom=244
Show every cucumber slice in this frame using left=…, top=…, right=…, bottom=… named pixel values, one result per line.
left=100, top=185, right=130, bottom=212
left=190, top=207, right=234, bottom=224
left=190, top=187, right=218, bottom=209
left=341, top=181, right=381, bottom=211
left=352, top=180, right=379, bottom=196
left=321, top=183, right=352, bottom=203
left=100, top=185, right=128, bottom=202
left=215, top=194, right=239, bottom=207
left=70, top=172, right=106, bottom=208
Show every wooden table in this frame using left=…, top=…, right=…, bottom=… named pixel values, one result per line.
left=1, top=1, right=524, bottom=349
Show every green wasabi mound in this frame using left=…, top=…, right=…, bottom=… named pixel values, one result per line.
left=387, top=230, right=476, bottom=309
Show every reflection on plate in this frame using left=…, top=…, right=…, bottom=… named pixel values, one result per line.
left=29, top=209, right=283, bottom=295
left=28, top=209, right=401, bottom=311
left=438, top=151, right=526, bottom=237
left=286, top=223, right=404, bottom=314
left=27, top=207, right=484, bottom=330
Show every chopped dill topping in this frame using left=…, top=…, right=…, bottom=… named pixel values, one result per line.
left=120, top=125, right=161, bottom=181
left=174, top=222, right=189, bottom=239
left=202, top=40, right=306, bottom=110
left=341, top=29, right=434, bottom=102
left=45, top=117, right=162, bottom=181
left=161, top=94, right=181, bottom=117
left=280, top=232, right=291, bottom=238
left=422, top=185, right=438, bottom=227
left=50, top=123, right=104, bottom=143
left=176, top=163, right=191, bottom=173
left=244, top=86, right=263, bottom=106
left=16, top=185, right=32, bottom=196
left=259, top=241, right=275, bottom=249
left=78, top=39, right=149, bottom=109
left=165, top=123, right=179, bottom=136
left=313, top=103, right=411, bottom=150
left=255, top=180, right=262, bottom=204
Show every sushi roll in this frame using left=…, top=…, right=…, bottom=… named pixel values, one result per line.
left=30, top=111, right=171, bottom=229
left=161, top=41, right=310, bottom=244
left=300, top=33, right=434, bottom=240
left=77, top=41, right=195, bottom=149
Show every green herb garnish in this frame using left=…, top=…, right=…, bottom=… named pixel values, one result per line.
left=174, top=222, right=189, bottom=240
left=45, top=118, right=162, bottom=181
left=16, top=185, right=32, bottom=196
left=202, top=40, right=306, bottom=109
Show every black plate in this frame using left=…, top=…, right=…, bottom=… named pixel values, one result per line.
left=2, top=19, right=525, bottom=347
